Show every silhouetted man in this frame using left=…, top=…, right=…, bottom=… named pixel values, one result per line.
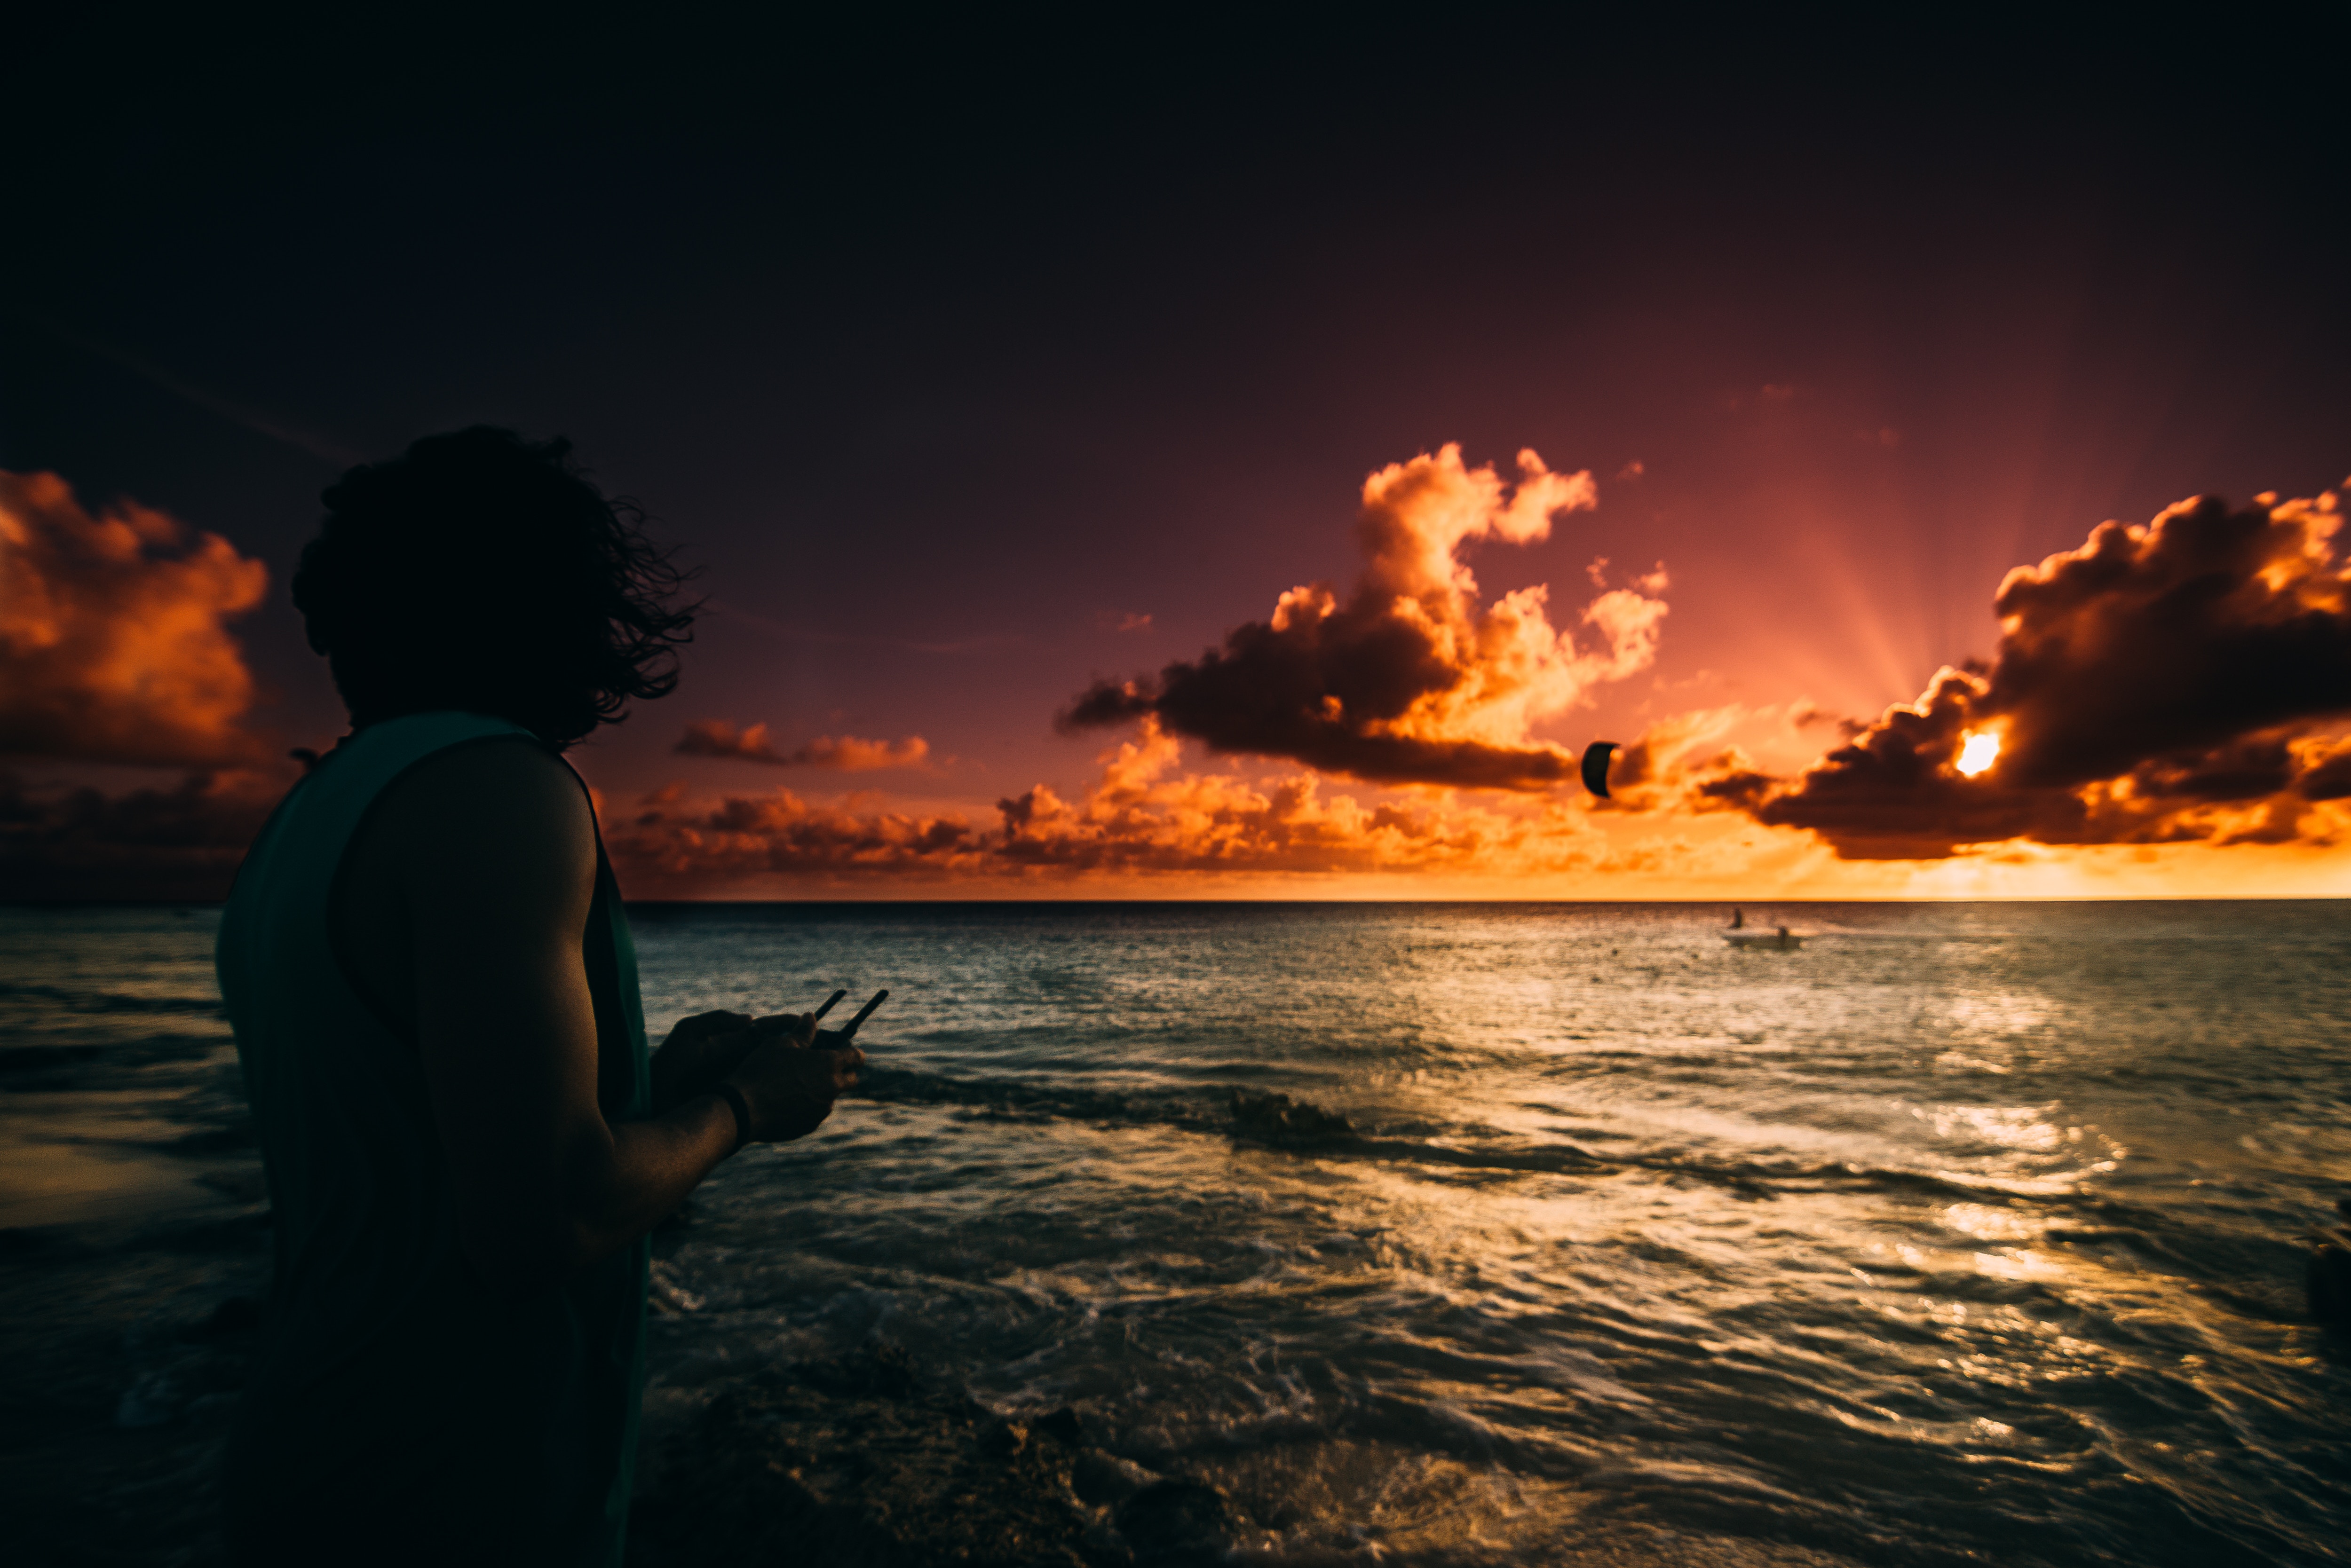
left=214, top=428, right=857, bottom=1565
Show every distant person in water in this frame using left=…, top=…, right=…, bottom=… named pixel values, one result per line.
left=214, top=428, right=863, bottom=1566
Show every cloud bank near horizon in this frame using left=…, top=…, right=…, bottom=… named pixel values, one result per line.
left=1060, top=445, right=1664, bottom=789
left=608, top=718, right=1653, bottom=890
left=0, top=767, right=286, bottom=901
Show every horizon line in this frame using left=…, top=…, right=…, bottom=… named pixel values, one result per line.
left=12, top=894, right=2351, bottom=910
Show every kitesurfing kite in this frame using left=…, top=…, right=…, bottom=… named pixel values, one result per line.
left=1580, top=740, right=1616, bottom=799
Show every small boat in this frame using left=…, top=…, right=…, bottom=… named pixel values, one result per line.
left=2309, top=1195, right=2351, bottom=1327
left=1723, top=910, right=1804, bottom=949
left=1725, top=925, right=1805, bottom=950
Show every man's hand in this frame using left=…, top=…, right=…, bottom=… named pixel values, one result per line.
left=650, top=1011, right=814, bottom=1114
left=724, top=1038, right=864, bottom=1143
left=649, top=1010, right=753, bottom=1115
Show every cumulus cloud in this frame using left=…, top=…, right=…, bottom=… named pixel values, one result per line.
left=609, top=719, right=1638, bottom=890
left=0, top=469, right=270, bottom=766
left=1060, top=445, right=1663, bottom=789
left=676, top=719, right=931, bottom=771
left=1718, top=488, right=2351, bottom=858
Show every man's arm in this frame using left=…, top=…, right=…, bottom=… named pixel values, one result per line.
left=386, top=741, right=846, bottom=1300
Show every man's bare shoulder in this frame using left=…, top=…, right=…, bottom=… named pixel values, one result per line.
left=374, top=735, right=597, bottom=891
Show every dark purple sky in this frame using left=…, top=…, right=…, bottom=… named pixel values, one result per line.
left=9, top=14, right=2351, bottom=896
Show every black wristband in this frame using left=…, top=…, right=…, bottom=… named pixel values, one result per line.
left=715, top=1082, right=754, bottom=1155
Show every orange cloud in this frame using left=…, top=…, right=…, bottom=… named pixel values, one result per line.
left=676, top=719, right=931, bottom=771
left=1693, top=487, right=2351, bottom=858
left=0, top=469, right=270, bottom=766
left=1061, top=445, right=1662, bottom=789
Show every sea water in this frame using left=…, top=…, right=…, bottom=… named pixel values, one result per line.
left=4, top=901, right=2348, bottom=1565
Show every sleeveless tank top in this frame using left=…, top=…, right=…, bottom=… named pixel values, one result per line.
left=215, top=712, right=650, bottom=1567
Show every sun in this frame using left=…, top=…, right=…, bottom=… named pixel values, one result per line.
left=1955, top=730, right=2001, bottom=777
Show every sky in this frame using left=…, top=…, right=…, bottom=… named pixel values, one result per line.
left=7, top=13, right=2351, bottom=899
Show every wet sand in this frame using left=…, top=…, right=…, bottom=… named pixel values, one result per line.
left=2, top=1214, right=271, bottom=1565
left=0, top=1203, right=1215, bottom=1568
left=5, top=1200, right=1874, bottom=1568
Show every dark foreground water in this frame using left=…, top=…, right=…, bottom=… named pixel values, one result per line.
left=3, top=902, right=2348, bottom=1565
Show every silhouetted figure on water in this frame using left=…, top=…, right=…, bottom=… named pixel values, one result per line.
left=216, top=429, right=864, bottom=1566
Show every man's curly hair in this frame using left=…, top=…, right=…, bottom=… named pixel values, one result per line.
left=293, top=428, right=695, bottom=747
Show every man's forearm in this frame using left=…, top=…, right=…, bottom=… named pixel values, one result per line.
left=459, top=1095, right=742, bottom=1299
left=566, top=1094, right=742, bottom=1267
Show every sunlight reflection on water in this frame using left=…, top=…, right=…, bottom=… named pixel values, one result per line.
left=616, top=900, right=2351, bottom=1563
left=6, top=900, right=2350, bottom=1565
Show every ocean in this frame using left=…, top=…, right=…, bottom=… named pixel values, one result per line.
left=3, top=901, right=2347, bottom=1565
